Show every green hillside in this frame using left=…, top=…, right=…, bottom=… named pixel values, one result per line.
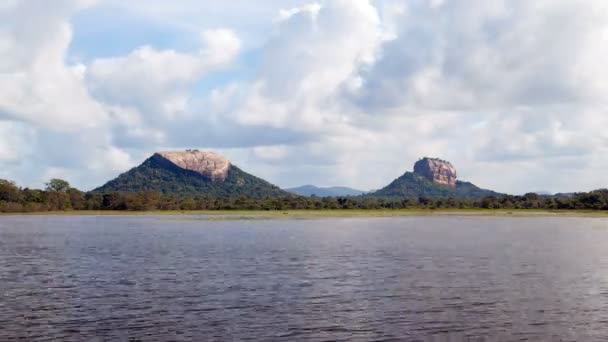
left=369, top=172, right=499, bottom=198
left=93, top=154, right=289, bottom=199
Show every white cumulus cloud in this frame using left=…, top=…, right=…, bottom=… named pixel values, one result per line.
left=0, top=0, right=607, bottom=194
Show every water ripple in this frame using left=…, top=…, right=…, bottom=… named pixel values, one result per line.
left=0, top=215, right=608, bottom=341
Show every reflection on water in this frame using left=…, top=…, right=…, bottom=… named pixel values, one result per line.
left=1, top=215, right=608, bottom=341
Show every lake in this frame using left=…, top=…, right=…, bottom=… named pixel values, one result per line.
left=1, top=215, right=608, bottom=341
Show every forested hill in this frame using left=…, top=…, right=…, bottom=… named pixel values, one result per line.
left=93, top=153, right=288, bottom=199
left=369, top=172, right=500, bottom=199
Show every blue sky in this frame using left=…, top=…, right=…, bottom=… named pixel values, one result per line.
left=1, top=0, right=607, bottom=194
left=70, top=7, right=184, bottom=59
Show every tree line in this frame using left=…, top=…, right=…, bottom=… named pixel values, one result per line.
left=1, top=178, right=608, bottom=213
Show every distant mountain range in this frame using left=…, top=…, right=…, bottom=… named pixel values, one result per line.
left=286, top=185, right=368, bottom=197
left=94, top=152, right=499, bottom=199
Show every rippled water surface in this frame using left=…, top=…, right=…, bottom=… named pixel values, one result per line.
left=2, top=215, right=608, bottom=341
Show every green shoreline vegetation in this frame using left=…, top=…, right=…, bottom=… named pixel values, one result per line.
left=1, top=178, right=608, bottom=215
left=2, top=209, right=607, bottom=219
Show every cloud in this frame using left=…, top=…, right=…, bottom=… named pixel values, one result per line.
left=0, top=0, right=133, bottom=188
left=354, top=0, right=608, bottom=110
left=1, top=0, right=608, bottom=194
left=234, top=0, right=382, bottom=130
left=0, top=121, right=35, bottom=162
left=84, top=27, right=311, bottom=152
left=86, top=29, right=240, bottom=118
left=331, top=0, right=608, bottom=192
left=0, top=0, right=106, bottom=131
left=253, top=145, right=290, bottom=160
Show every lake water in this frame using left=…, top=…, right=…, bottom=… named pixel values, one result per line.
left=1, top=215, right=608, bottom=341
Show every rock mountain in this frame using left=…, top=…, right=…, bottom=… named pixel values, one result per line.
left=157, top=151, right=230, bottom=182
left=413, top=158, right=458, bottom=188
left=95, top=152, right=499, bottom=199
left=94, top=150, right=288, bottom=198
left=370, top=157, right=499, bottom=198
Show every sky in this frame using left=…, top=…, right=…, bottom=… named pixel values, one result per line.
left=1, top=0, right=607, bottom=194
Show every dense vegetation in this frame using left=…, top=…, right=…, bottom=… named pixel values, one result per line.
left=369, top=172, right=500, bottom=198
left=93, top=154, right=288, bottom=199
left=0, top=179, right=87, bottom=212
left=1, top=178, right=607, bottom=213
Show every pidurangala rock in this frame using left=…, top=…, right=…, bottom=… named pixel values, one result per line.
left=413, top=157, right=457, bottom=188
left=157, top=150, right=230, bottom=182
left=92, top=149, right=288, bottom=198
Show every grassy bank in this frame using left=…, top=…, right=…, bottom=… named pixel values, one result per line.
left=2, top=209, right=607, bottom=219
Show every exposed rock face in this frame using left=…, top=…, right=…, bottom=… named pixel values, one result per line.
left=156, top=150, right=230, bottom=182
left=413, top=157, right=457, bottom=188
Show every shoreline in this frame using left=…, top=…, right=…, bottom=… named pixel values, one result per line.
left=1, top=209, right=607, bottom=219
